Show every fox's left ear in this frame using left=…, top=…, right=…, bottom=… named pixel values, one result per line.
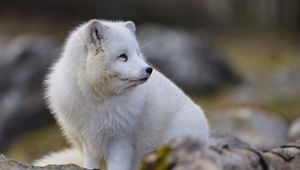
left=87, top=19, right=109, bottom=48
left=125, top=21, right=136, bottom=33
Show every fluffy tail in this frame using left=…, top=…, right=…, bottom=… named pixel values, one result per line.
left=33, top=148, right=83, bottom=167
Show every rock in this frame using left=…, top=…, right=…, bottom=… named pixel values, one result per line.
left=1, top=139, right=300, bottom=170
left=263, top=141, right=300, bottom=170
left=0, top=154, right=86, bottom=170
left=231, top=69, right=300, bottom=103
left=137, top=24, right=240, bottom=93
left=0, top=35, right=60, bottom=150
left=289, top=118, right=300, bottom=141
left=209, top=108, right=289, bottom=149
left=209, top=129, right=251, bottom=149
left=141, top=137, right=300, bottom=170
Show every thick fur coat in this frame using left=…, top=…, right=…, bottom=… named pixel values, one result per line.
left=34, top=19, right=209, bottom=170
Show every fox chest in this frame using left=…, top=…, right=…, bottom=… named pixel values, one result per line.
left=72, top=99, right=145, bottom=142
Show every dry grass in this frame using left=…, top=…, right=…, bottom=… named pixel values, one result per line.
left=6, top=125, right=67, bottom=163
left=194, top=33, right=300, bottom=122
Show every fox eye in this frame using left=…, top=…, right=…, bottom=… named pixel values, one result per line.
left=118, top=54, right=128, bottom=62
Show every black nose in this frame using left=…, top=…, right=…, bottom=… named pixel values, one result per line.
left=145, top=67, right=153, bottom=74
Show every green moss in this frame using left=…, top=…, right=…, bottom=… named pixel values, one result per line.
left=140, top=145, right=173, bottom=170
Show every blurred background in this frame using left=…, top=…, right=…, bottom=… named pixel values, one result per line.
left=0, top=0, right=299, bottom=163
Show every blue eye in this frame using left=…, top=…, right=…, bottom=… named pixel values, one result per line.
left=118, top=54, right=128, bottom=62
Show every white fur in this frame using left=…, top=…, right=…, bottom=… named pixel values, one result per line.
left=34, top=19, right=209, bottom=170
left=34, top=148, right=83, bottom=166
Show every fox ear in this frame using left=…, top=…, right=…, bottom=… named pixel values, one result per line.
left=124, top=21, right=136, bottom=33
left=87, top=19, right=108, bottom=48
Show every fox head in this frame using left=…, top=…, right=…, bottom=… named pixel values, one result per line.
left=68, top=19, right=152, bottom=95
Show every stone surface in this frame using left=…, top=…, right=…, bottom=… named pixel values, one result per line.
left=230, top=69, right=300, bottom=103
left=0, top=35, right=60, bottom=150
left=137, top=25, right=240, bottom=93
left=1, top=139, right=300, bottom=170
left=141, top=138, right=300, bottom=170
left=0, top=154, right=86, bottom=170
left=289, top=118, right=300, bottom=141
left=209, top=108, right=289, bottom=149
left=209, top=129, right=251, bottom=149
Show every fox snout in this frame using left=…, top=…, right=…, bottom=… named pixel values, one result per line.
left=138, top=67, right=153, bottom=81
left=145, top=67, right=153, bottom=75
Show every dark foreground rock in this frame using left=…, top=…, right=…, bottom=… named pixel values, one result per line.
left=141, top=138, right=300, bottom=170
left=137, top=25, right=240, bottom=93
left=0, top=154, right=85, bottom=170
left=2, top=138, right=299, bottom=170
left=209, top=129, right=251, bottom=149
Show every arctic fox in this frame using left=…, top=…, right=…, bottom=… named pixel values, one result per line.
left=34, top=19, right=209, bottom=170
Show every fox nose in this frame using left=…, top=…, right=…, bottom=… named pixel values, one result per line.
left=145, top=67, right=153, bottom=75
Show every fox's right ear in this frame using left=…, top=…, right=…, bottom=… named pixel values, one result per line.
left=87, top=19, right=109, bottom=48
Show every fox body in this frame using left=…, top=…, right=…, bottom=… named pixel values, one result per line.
left=34, top=19, right=209, bottom=170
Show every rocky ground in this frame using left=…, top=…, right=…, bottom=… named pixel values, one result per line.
left=1, top=138, right=300, bottom=170
left=0, top=154, right=84, bottom=170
